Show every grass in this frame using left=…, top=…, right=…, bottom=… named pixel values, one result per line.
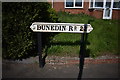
left=88, top=19, right=119, bottom=57
left=43, top=11, right=119, bottom=57
left=46, top=33, right=81, bottom=56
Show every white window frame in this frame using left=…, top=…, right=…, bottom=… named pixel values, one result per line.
left=103, top=0, right=113, bottom=19
left=52, top=0, right=54, bottom=8
left=112, top=0, right=120, bottom=9
left=89, top=0, right=93, bottom=8
left=89, top=0, right=120, bottom=9
left=89, top=0, right=104, bottom=9
left=65, top=0, right=84, bottom=8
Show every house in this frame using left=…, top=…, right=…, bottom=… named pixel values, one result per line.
left=48, top=0, right=120, bottom=20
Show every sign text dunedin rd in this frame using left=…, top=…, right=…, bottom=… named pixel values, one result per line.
left=30, top=22, right=93, bottom=33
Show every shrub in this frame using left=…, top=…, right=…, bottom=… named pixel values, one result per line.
left=2, top=2, right=58, bottom=60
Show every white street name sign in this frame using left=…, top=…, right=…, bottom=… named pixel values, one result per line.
left=30, top=22, right=93, bottom=33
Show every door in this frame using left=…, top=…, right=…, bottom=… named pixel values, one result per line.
left=103, top=0, right=113, bottom=19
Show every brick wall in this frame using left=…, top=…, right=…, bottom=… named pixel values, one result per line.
left=112, top=10, right=120, bottom=20
left=52, top=2, right=120, bottom=20
left=89, top=9, right=103, bottom=19
left=53, top=2, right=65, bottom=12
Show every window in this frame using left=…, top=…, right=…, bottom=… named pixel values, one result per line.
left=90, top=0, right=93, bottom=7
left=113, top=0, right=120, bottom=9
left=66, top=0, right=74, bottom=7
left=90, top=0, right=120, bottom=9
left=95, top=2, right=103, bottom=7
left=90, top=0, right=104, bottom=8
left=106, top=0, right=111, bottom=8
left=75, top=0, right=82, bottom=7
left=65, top=0, right=84, bottom=8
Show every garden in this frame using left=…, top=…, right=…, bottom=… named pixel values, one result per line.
left=2, top=2, right=119, bottom=60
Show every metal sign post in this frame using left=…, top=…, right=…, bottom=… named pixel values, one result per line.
left=78, top=24, right=88, bottom=80
left=30, top=22, right=93, bottom=68
left=37, top=32, right=44, bottom=68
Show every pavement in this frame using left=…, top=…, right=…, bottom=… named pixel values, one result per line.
left=1, top=55, right=120, bottom=80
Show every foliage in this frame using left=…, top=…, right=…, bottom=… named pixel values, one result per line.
left=2, top=2, right=58, bottom=60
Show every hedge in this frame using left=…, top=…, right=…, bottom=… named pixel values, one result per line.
left=2, top=2, right=58, bottom=60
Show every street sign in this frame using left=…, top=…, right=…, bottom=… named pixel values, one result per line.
left=30, top=22, right=93, bottom=68
left=30, top=22, right=93, bottom=33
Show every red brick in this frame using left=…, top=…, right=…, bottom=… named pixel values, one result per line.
left=52, top=2, right=120, bottom=20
